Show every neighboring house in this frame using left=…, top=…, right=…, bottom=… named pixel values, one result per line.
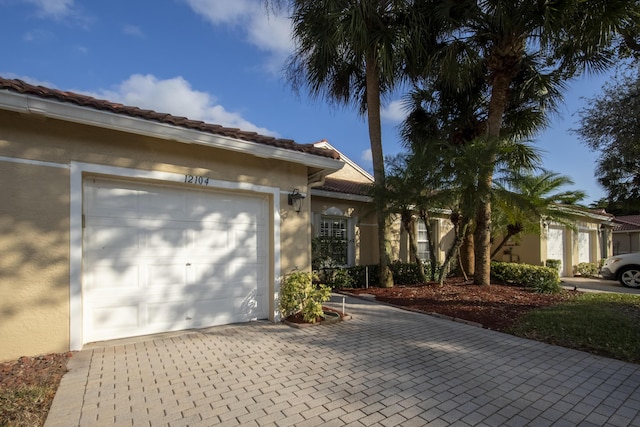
left=490, top=207, right=614, bottom=277
left=0, top=77, right=344, bottom=361
left=611, top=215, right=640, bottom=255
left=311, top=141, right=456, bottom=269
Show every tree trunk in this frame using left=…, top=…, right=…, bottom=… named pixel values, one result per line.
left=473, top=66, right=513, bottom=285
left=439, top=221, right=470, bottom=284
left=401, top=210, right=426, bottom=283
left=419, top=209, right=438, bottom=281
left=365, top=51, right=393, bottom=288
left=491, top=233, right=514, bottom=259
left=460, top=227, right=475, bottom=277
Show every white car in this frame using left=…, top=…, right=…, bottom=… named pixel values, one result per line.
left=600, top=253, right=640, bottom=288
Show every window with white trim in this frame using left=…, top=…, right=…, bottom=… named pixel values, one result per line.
left=417, top=220, right=430, bottom=261
left=319, top=216, right=348, bottom=265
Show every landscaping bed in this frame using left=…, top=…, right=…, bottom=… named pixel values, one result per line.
left=341, top=277, right=577, bottom=331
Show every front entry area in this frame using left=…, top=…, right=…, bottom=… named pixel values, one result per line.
left=82, top=176, right=269, bottom=343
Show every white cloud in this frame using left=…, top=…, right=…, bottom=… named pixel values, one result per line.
left=122, top=25, right=144, bottom=38
left=361, top=149, right=373, bottom=163
left=381, top=99, right=406, bottom=123
left=183, top=0, right=293, bottom=73
left=23, top=0, right=74, bottom=18
left=22, top=28, right=54, bottom=42
left=87, top=74, right=277, bottom=136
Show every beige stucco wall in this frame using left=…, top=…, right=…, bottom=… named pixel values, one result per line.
left=613, top=231, right=640, bottom=255
left=322, top=161, right=372, bottom=183
left=0, top=110, right=314, bottom=361
left=310, top=196, right=378, bottom=266
left=492, top=219, right=610, bottom=277
left=0, top=162, right=70, bottom=360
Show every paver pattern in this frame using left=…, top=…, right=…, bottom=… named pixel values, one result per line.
left=46, top=296, right=640, bottom=426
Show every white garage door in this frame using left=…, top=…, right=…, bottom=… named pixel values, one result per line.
left=82, top=177, right=269, bottom=343
left=578, top=230, right=591, bottom=263
left=547, top=226, right=565, bottom=276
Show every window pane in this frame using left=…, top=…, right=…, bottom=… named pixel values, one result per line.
left=319, top=216, right=348, bottom=265
left=417, top=221, right=430, bottom=261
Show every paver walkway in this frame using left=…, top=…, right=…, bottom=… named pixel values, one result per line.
left=46, top=295, right=640, bottom=426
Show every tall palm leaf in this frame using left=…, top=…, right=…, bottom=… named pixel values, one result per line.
left=491, top=170, right=586, bottom=259
left=279, top=0, right=436, bottom=287
left=424, top=0, right=637, bottom=285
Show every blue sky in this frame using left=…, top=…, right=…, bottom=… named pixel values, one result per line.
left=1, top=0, right=616, bottom=204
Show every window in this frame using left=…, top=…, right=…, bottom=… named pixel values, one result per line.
left=319, top=216, right=348, bottom=265
left=417, top=220, right=430, bottom=261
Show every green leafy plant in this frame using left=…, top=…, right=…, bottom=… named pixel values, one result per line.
left=491, top=261, right=561, bottom=294
left=545, top=259, right=561, bottom=273
left=279, top=271, right=331, bottom=323
left=574, top=262, right=600, bottom=278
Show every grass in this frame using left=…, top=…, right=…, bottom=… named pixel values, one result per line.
left=509, top=293, right=640, bottom=364
left=0, top=385, right=56, bottom=427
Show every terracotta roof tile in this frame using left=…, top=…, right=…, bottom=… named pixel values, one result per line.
left=0, top=77, right=340, bottom=161
left=315, top=177, right=373, bottom=197
left=613, top=215, right=640, bottom=232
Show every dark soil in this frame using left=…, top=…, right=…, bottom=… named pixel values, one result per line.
left=341, top=277, right=578, bottom=331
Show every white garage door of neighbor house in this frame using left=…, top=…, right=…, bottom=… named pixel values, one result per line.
left=82, top=177, right=269, bottom=343
left=578, top=231, right=591, bottom=263
left=547, top=226, right=565, bottom=276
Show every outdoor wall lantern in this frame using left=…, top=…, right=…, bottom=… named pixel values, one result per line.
left=288, top=188, right=305, bottom=213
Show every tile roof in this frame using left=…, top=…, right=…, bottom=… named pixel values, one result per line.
left=315, top=177, right=373, bottom=197
left=0, top=77, right=340, bottom=160
left=613, top=215, right=640, bottom=232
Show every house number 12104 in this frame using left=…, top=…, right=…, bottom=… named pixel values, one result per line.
left=184, top=174, right=209, bottom=185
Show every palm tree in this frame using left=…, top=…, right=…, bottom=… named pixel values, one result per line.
left=401, top=49, right=559, bottom=283
left=272, top=0, right=436, bottom=287
left=382, top=155, right=427, bottom=283
left=491, top=170, right=587, bottom=259
left=422, top=0, right=637, bottom=285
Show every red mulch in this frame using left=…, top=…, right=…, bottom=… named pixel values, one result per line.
left=341, top=277, right=578, bottom=331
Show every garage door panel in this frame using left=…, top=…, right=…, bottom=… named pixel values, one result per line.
left=147, top=263, right=189, bottom=288
left=578, top=231, right=590, bottom=263
left=83, top=177, right=269, bottom=343
left=85, top=263, right=141, bottom=290
left=547, top=226, right=565, bottom=276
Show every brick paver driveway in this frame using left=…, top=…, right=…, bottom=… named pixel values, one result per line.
left=46, top=295, right=640, bottom=426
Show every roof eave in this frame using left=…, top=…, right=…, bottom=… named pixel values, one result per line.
left=0, top=90, right=344, bottom=172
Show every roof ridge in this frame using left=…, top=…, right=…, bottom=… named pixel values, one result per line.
left=0, top=76, right=340, bottom=160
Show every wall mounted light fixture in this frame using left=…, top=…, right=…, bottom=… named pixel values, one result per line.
left=288, top=188, right=305, bottom=213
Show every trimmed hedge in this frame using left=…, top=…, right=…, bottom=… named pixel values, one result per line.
left=574, top=262, right=600, bottom=278
left=335, top=262, right=429, bottom=288
left=490, top=261, right=561, bottom=294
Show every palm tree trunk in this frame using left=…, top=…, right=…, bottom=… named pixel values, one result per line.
left=419, top=209, right=438, bottom=281
left=439, top=221, right=470, bottom=284
left=473, top=65, right=513, bottom=286
left=490, top=233, right=514, bottom=259
left=460, top=227, right=475, bottom=277
left=401, top=210, right=426, bottom=283
left=365, top=51, right=393, bottom=288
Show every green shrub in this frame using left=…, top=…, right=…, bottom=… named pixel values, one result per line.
left=342, top=262, right=431, bottom=288
left=317, top=267, right=355, bottom=289
left=545, top=259, right=561, bottom=273
left=279, top=271, right=331, bottom=323
left=574, top=262, right=600, bottom=278
left=344, top=265, right=380, bottom=288
left=389, top=261, right=424, bottom=285
left=491, top=261, right=562, bottom=294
